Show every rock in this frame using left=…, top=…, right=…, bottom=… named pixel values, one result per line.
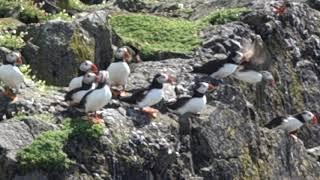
left=22, top=10, right=113, bottom=86
left=0, top=119, right=56, bottom=180
left=0, top=47, right=11, bottom=63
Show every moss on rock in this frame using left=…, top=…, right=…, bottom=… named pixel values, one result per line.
left=17, top=118, right=104, bottom=172
left=69, top=28, right=95, bottom=62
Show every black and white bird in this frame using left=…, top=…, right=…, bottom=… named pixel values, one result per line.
left=64, top=72, right=97, bottom=105
left=167, top=82, right=216, bottom=115
left=265, top=111, right=318, bottom=141
left=232, top=66, right=276, bottom=86
left=192, top=51, right=244, bottom=80
left=120, top=73, right=175, bottom=118
left=76, top=70, right=112, bottom=124
left=68, top=60, right=98, bottom=90
left=0, top=51, right=24, bottom=101
left=107, top=47, right=132, bottom=97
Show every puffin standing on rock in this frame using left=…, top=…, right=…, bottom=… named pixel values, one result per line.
left=167, top=82, right=217, bottom=115
left=120, top=73, right=176, bottom=118
left=192, top=51, right=244, bottom=81
left=107, top=47, right=132, bottom=97
left=76, top=71, right=112, bottom=124
left=65, top=72, right=97, bottom=106
left=0, top=51, right=24, bottom=101
left=68, top=60, right=98, bottom=90
left=265, top=111, right=318, bottom=141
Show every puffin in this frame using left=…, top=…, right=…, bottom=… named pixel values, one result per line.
left=120, top=73, right=176, bottom=118
left=191, top=51, right=244, bottom=80
left=0, top=51, right=24, bottom=101
left=68, top=60, right=98, bottom=90
left=76, top=70, right=112, bottom=124
left=265, top=111, right=318, bottom=141
left=107, top=47, right=132, bottom=97
left=232, top=66, right=276, bottom=86
left=167, top=82, right=217, bottom=115
left=64, top=72, right=97, bottom=105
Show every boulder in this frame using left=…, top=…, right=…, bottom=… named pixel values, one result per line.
left=22, top=10, right=113, bottom=86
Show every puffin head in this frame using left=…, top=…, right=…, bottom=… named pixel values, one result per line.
left=80, top=60, right=98, bottom=75
left=82, top=72, right=97, bottom=85
left=115, top=47, right=132, bottom=63
left=231, top=51, right=244, bottom=64
left=6, top=51, right=23, bottom=65
left=194, top=82, right=217, bottom=94
left=154, top=73, right=176, bottom=85
left=96, top=70, right=110, bottom=84
left=261, top=71, right=276, bottom=87
left=301, top=111, right=318, bottom=125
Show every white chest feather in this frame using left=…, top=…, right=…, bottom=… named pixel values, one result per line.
left=232, top=70, right=263, bottom=84
left=107, top=62, right=130, bottom=86
left=84, top=85, right=112, bottom=113
left=177, top=96, right=207, bottom=115
left=138, top=89, right=163, bottom=108
left=210, top=63, right=238, bottom=79
left=278, top=117, right=304, bottom=132
left=68, top=76, right=83, bottom=90
left=0, top=65, right=24, bottom=90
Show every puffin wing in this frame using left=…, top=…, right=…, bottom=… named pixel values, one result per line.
left=241, top=37, right=270, bottom=67
left=65, top=87, right=82, bottom=101
left=265, top=116, right=286, bottom=129
left=191, top=60, right=226, bottom=75
left=167, top=96, right=192, bottom=110
left=119, top=87, right=148, bottom=104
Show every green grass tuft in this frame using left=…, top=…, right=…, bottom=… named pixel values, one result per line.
left=110, top=8, right=250, bottom=59
left=17, top=118, right=104, bottom=171
left=110, top=13, right=201, bottom=58
left=200, top=7, right=251, bottom=25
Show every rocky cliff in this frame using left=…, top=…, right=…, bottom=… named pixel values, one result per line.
left=1, top=0, right=320, bottom=180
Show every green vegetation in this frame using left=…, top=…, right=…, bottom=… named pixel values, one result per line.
left=200, top=7, right=251, bottom=25
left=111, top=14, right=201, bottom=58
left=17, top=118, right=104, bottom=171
left=14, top=113, right=56, bottom=122
left=111, top=8, right=250, bottom=59
left=0, top=31, right=25, bottom=50
left=70, top=29, right=95, bottom=62
left=0, top=0, right=47, bottom=23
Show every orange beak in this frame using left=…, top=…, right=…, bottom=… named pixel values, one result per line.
left=124, top=50, right=132, bottom=63
left=208, top=83, right=218, bottom=92
left=312, top=116, right=318, bottom=125
left=166, top=75, right=176, bottom=85
left=269, top=80, right=276, bottom=87
left=16, top=55, right=23, bottom=65
left=91, top=64, right=99, bottom=74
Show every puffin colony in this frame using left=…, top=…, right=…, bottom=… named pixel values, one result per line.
left=0, top=38, right=318, bottom=143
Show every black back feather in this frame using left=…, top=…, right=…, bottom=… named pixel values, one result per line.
left=265, top=116, right=285, bottom=129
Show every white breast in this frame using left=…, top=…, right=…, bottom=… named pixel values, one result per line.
left=0, top=65, right=24, bottom=90
left=68, top=76, right=83, bottom=90
left=107, top=62, right=130, bottom=86
left=232, top=70, right=263, bottom=84
left=210, top=63, right=238, bottom=79
left=177, top=96, right=207, bottom=115
left=138, top=89, right=163, bottom=108
left=84, top=85, right=112, bottom=113
left=278, top=116, right=304, bottom=133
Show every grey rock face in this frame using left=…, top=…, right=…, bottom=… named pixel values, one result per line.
left=22, top=11, right=113, bottom=86
left=0, top=120, right=56, bottom=180
left=1, top=1, right=320, bottom=180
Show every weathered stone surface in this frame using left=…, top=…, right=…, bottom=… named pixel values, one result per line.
left=0, top=120, right=56, bottom=180
left=1, top=1, right=320, bottom=180
left=22, top=11, right=113, bottom=86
